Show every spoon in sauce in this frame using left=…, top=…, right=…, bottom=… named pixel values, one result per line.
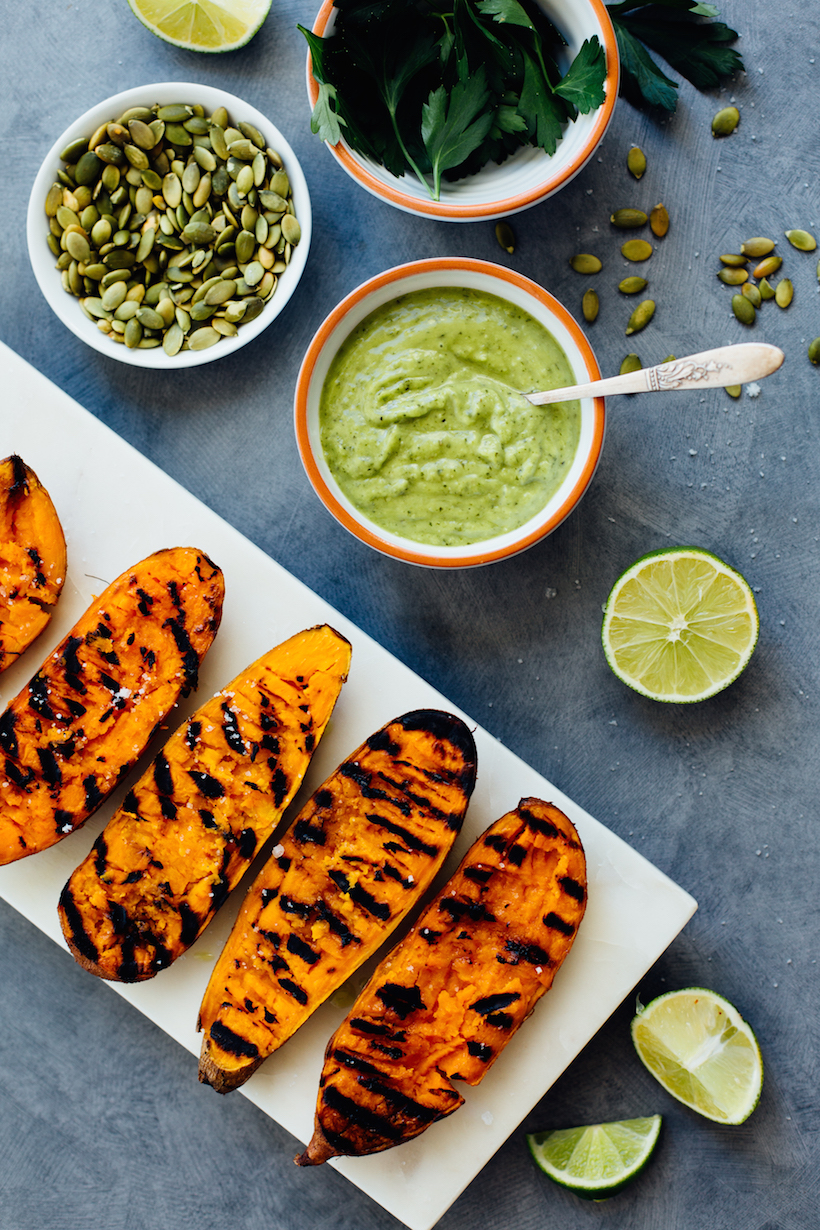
left=524, top=342, right=784, bottom=405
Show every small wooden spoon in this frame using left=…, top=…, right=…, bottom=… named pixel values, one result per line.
left=524, top=342, right=784, bottom=406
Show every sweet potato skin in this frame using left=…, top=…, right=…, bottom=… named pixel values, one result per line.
left=0, top=547, right=224, bottom=865
left=0, top=455, right=66, bottom=672
left=58, top=624, right=352, bottom=982
left=197, top=709, right=478, bottom=1093
left=297, top=798, right=586, bottom=1165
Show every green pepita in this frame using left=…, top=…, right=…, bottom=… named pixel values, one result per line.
left=758, top=278, right=776, bottom=300
left=188, top=326, right=221, bottom=350
left=741, top=237, right=775, bottom=258
left=495, top=220, right=515, bottom=254
left=649, top=203, right=669, bottom=239
left=625, top=299, right=655, bottom=335
left=620, top=353, right=642, bottom=375
left=281, top=214, right=301, bottom=246
left=725, top=385, right=742, bottom=398
left=582, top=289, right=599, bottom=323
left=719, top=254, right=747, bottom=267
left=731, top=294, right=756, bottom=326
left=752, top=255, right=782, bottom=279
left=570, top=253, right=602, bottom=274
left=741, top=282, right=761, bottom=308
left=785, top=229, right=816, bottom=252
left=718, top=267, right=748, bottom=285
left=610, top=208, right=647, bottom=229
left=808, top=337, right=820, bottom=365
left=774, top=278, right=793, bottom=308
left=621, top=239, right=652, bottom=262
left=627, top=146, right=646, bottom=179
left=712, top=106, right=740, bottom=137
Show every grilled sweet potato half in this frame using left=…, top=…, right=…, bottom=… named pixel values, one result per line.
left=296, top=797, right=586, bottom=1165
left=58, top=624, right=352, bottom=983
left=198, top=709, right=478, bottom=1093
left=0, top=547, right=223, bottom=866
left=0, top=455, right=66, bottom=673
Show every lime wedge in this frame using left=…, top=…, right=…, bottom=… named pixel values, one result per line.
left=527, top=1115, right=662, bottom=1200
left=601, top=546, right=758, bottom=702
left=631, top=988, right=763, bottom=1124
left=126, top=0, right=271, bottom=52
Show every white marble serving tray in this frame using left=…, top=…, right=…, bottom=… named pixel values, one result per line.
left=0, top=341, right=696, bottom=1230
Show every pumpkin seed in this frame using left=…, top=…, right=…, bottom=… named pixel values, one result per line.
left=808, top=337, right=820, bottom=365
left=719, top=253, right=747, bottom=267
left=281, top=214, right=301, bottom=245
left=611, top=208, right=647, bottom=229
left=752, top=255, right=782, bottom=279
left=731, top=294, right=756, bottom=326
left=618, top=276, right=647, bottom=295
left=741, top=283, right=762, bottom=308
left=570, top=253, right=602, bottom=274
left=785, top=228, right=816, bottom=252
left=718, top=267, right=748, bottom=285
left=649, top=203, right=669, bottom=239
left=758, top=278, right=775, bottom=300
left=627, top=146, right=646, bottom=179
left=726, top=385, right=742, bottom=398
left=774, top=278, right=793, bottom=308
left=625, top=299, right=655, bottom=335
left=741, top=237, right=775, bottom=258
left=582, top=289, right=599, bottom=323
left=620, top=353, right=642, bottom=375
left=189, top=326, right=221, bottom=350
left=712, top=106, right=740, bottom=137
left=495, top=220, right=515, bottom=254
left=621, top=239, right=652, bottom=262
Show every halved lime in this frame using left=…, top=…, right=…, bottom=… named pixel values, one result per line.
left=631, top=988, right=763, bottom=1124
left=601, top=546, right=758, bottom=702
left=126, top=0, right=271, bottom=52
left=527, top=1114, right=662, bottom=1200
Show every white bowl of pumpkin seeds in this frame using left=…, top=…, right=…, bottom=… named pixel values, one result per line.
left=27, top=83, right=311, bottom=367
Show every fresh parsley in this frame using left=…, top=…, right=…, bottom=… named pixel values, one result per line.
left=606, top=0, right=743, bottom=112
left=299, top=0, right=608, bottom=200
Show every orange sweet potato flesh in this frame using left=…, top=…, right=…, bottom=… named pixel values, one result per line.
left=197, top=709, right=478, bottom=1093
left=296, top=797, right=587, bottom=1165
left=58, top=624, right=352, bottom=983
left=0, top=455, right=66, bottom=672
left=0, top=548, right=224, bottom=865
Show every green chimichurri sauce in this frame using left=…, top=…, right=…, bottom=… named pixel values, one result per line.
left=319, top=287, right=581, bottom=547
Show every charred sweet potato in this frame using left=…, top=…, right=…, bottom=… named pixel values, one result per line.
left=296, top=797, right=586, bottom=1165
left=0, top=455, right=66, bottom=672
left=58, top=624, right=352, bottom=983
left=0, top=547, right=224, bottom=865
left=198, top=709, right=478, bottom=1093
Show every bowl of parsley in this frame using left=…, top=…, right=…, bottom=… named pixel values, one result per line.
left=302, top=0, right=619, bottom=221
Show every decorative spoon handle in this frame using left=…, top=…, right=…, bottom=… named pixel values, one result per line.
left=525, top=343, right=785, bottom=406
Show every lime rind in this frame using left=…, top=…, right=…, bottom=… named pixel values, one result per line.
left=527, top=1114, right=662, bottom=1200
left=127, top=0, right=271, bottom=52
left=631, top=987, right=763, bottom=1125
left=602, top=547, right=759, bottom=702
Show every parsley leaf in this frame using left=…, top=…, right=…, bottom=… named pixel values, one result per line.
left=421, top=69, right=494, bottom=199
left=554, top=37, right=608, bottom=113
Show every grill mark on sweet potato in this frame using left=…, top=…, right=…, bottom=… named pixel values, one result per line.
left=197, top=710, right=477, bottom=1094
left=58, top=625, right=351, bottom=983
left=297, top=798, right=586, bottom=1165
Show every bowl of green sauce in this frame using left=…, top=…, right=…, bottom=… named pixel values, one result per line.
left=294, top=257, right=605, bottom=568
left=304, top=0, right=619, bottom=221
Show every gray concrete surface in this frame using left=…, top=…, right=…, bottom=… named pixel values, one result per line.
left=1, top=1, right=818, bottom=1228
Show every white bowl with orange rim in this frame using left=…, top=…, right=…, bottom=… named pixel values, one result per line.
left=305, top=0, right=619, bottom=222
left=294, top=258, right=605, bottom=568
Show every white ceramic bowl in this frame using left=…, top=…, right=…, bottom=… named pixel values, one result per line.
left=27, top=82, right=311, bottom=368
left=305, top=0, right=619, bottom=222
left=294, top=258, right=605, bottom=568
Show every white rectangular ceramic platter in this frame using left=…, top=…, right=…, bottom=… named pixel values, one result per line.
left=0, top=341, right=696, bottom=1230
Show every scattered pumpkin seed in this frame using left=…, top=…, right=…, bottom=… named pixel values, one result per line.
left=582, top=289, right=599, bottom=322
left=660, top=355, right=676, bottom=364
left=731, top=294, right=756, bottom=326
left=758, top=278, right=775, bottom=300
left=43, top=98, right=301, bottom=356
left=618, top=276, right=647, bottom=295
left=621, top=239, right=653, bottom=262
left=620, top=353, right=642, bottom=375
left=726, top=385, right=742, bottom=398
left=625, top=299, right=655, bottom=335
left=774, top=278, right=794, bottom=308
left=718, top=267, right=748, bottom=285
left=611, top=208, right=647, bottom=229
left=741, top=237, right=775, bottom=258
left=741, top=283, right=762, bottom=308
left=570, top=253, right=602, bottom=274
left=649, top=203, right=669, bottom=239
left=712, top=106, right=740, bottom=137
left=719, top=253, right=747, bottom=267
left=752, top=254, right=782, bottom=279
left=495, top=221, right=515, bottom=254
left=808, top=337, right=820, bottom=365
left=627, top=146, right=646, bottom=179
left=785, top=229, right=816, bottom=252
